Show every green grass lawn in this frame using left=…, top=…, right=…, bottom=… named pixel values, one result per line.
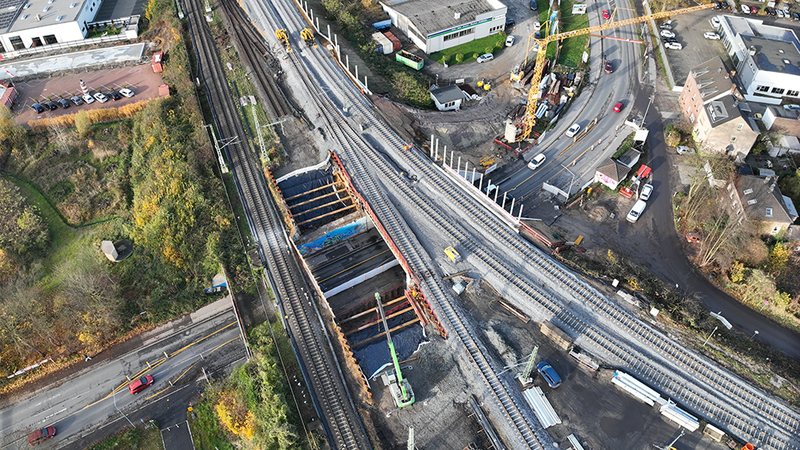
left=429, top=33, right=507, bottom=65
left=555, top=0, right=590, bottom=67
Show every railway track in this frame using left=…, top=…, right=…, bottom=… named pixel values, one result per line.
left=228, top=0, right=800, bottom=447
left=183, top=0, right=369, bottom=448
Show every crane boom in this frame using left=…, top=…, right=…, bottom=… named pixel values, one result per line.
left=376, top=293, right=414, bottom=407
left=518, top=3, right=714, bottom=142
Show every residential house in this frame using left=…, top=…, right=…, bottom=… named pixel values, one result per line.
left=679, top=56, right=735, bottom=125
left=430, top=85, right=463, bottom=111
left=733, top=175, right=798, bottom=235
left=691, top=95, right=760, bottom=159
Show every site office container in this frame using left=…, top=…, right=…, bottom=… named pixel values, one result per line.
left=372, top=32, right=393, bottom=55
left=372, top=19, right=391, bottom=30
left=152, top=52, right=164, bottom=73
left=383, top=31, right=402, bottom=52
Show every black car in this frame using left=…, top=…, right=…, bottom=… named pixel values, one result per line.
left=664, top=37, right=679, bottom=43
left=57, top=99, right=70, bottom=109
left=108, top=90, right=122, bottom=101
left=30, top=103, right=45, bottom=114
left=505, top=18, right=515, bottom=28
left=43, top=101, right=58, bottom=111
left=766, top=6, right=776, bottom=15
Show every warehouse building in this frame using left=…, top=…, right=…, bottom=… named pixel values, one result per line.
left=714, top=15, right=800, bottom=103
left=0, top=0, right=101, bottom=53
left=381, top=0, right=507, bottom=54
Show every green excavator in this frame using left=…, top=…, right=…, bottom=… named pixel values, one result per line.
left=375, top=293, right=415, bottom=408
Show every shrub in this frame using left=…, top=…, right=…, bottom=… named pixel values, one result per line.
left=455, top=53, right=464, bottom=63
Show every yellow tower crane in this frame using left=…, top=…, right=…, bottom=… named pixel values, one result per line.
left=515, top=3, right=714, bottom=143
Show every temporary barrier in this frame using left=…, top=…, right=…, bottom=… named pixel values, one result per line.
left=611, top=371, right=664, bottom=406
left=522, top=387, right=561, bottom=428
left=660, top=401, right=700, bottom=432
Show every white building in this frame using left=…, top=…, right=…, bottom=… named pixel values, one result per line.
left=430, top=85, right=463, bottom=111
left=0, top=0, right=101, bottom=53
left=714, top=15, right=800, bottom=104
left=381, top=0, right=507, bottom=54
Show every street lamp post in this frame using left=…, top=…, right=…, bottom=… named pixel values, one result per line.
left=751, top=330, right=759, bottom=340
left=113, top=389, right=135, bottom=428
left=702, top=326, right=718, bottom=347
left=560, top=164, right=576, bottom=198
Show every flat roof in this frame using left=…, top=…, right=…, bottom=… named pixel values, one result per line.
left=5, top=0, right=87, bottom=33
left=385, top=0, right=500, bottom=37
left=742, top=34, right=800, bottom=75
left=0, top=0, right=26, bottom=29
left=721, top=14, right=800, bottom=47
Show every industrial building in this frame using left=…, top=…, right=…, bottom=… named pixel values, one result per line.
left=714, top=14, right=800, bottom=103
left=380, top=0, right=507, bottom=54
left=0, top=0, right=101, bottom=53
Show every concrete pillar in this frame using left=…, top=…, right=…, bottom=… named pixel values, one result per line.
left=346, top=54, right=349, bottom=71
left=355, top=65, right=358, bottom=80
left=430, top=134, right=434, bottom=157
left=457, top=156, right=461, bottom=174
left=518, top=204, right=523, bottom=220
left=502, top=193, right=507, bottom=209
left=510, top=198, right=515, bottom=214
left=328, top=24, right=331, bottom=40
left=471, top=167, right=476, bottom=184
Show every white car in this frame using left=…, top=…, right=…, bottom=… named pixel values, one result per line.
left=741, top=4, right=750, bottom=13
left=81, top=93, right=95, bottom=104
left=640, top=183, right=654, bottom=201
left=528, top=153, right=546, bottom=170
left=533, top=21, right=541, bottom=31
left=710, top=17, right=721, bottom=28
left=93, top=92, right=108, bottom=103
left=505, top=35, right=515, bottom=47
left=626, top=200, right=647, bottom=223
left=665, top=42, right=683, bottom=50
left=704, top=32, right=721, bottom=40
left=119, top=88, right=135, bottom=98
left=565, top=123, right=581, bottom=137
left=676, top=145, right=695, bottom=154
left=660, top=29, right=676, bottom=38
left=778, top=9, right=785, bottom=18
left=476, top=53, right=494, bottom=63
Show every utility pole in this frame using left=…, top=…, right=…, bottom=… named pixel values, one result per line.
left=655, top=429, right=684, bottom=450
left=521, top=345, right=539, bottom=382
left=113, top=389, right=135, bottom=428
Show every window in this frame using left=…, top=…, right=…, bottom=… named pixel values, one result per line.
left=43, top=35, right=57, bottom=45
left=766, top=207, right=773, bottom=217
left=771, top=87, right=785, bottom=94
left=747, top=199, right=758, bottom=205
left=731, top=136, right=737, bottom=143
left=9, top=36, right=24, bottom=50
left=789, top=90, right=800, bottom=97
left=737, top=124, right=744, bottom=131
left=443, top=28, right=474, bottom=42
left=70, top=2, right=77, bottom=6
left=21, top=13, right=27, bottom=18
left=756, top=85, right=770, bottom=92
left=689, top=113, right=695, bottom=123
left=56, top=15, right=63, bottom=20
left=743, top=188, right=753, bottom=195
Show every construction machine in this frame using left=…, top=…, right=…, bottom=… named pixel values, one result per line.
left=300, top=27, right=316, bottom=48
left=376, top=293, right=415, bottom=408
left=275, top=29, right=291, bottom=53
left=510, top=3, right=714, bottom=143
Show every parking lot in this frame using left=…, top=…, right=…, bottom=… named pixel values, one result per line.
left=11, top=64, right=165, bottom=126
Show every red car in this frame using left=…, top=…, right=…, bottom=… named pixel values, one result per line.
left=602, top=9, right=610, bottom=20
left=613, top=102, right=623, bottom=112
left=128, top=375, right=154, bottom=394
left=28, top=426, right=56, bottom=445
left=605, top=60, right=613, bottom=73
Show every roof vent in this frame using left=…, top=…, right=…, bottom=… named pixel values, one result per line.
left=779, top=49, right=785, bottom=54
left=749, top=46, right=756, bottom=56
left=34, top=13, right=41, bottom=20
left=454, top=12, right=461, bottom=20
left=43, top=6, right=50, bottom=11
left=21, top=13, right=27, bottom=18
left=24, top=3, right=30, bottom=8
left=783, top=58, right=791, bottom=65
left=70, top=2, right=76, bottom=6
left=56, top=14, right=63, bottom=20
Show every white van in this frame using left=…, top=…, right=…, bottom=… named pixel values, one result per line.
left=626, top=200, right=647, bottom=223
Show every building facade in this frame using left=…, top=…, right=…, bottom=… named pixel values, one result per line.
left=0, top=0, right=101, bottom=53
left=381, top=0, right=507, bottom=54
left=679, top=56, right=735, bottom=124
left=691, top=95, right=759, bottom=159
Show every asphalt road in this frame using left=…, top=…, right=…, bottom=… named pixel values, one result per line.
left=0, top=307, right=248, bottom=450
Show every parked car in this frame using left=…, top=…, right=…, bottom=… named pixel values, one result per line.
left=741, top=4, right=750, bottom=13
left=665, top=42, right=683, bottom=50
left=602, top=9, right=610, bottom=20
left=711, top=16, right=721, bottom=28
left=108, top=90, right=122, bottom=101
left=120, top=88, right=135, bottom=98
left=43, top=101, right=58, bottom=111
left=533, top=21, right=541, bottom=31
left=626, top=199, right=647, bottom=223
left=664, top=37, right=679, bottom=43
left=129, top=375, right=154, bottom=394
left=783, top=103, right=800, bottom=110
left=82, top=93, right=96, bottom=104
left=766, top=6, right=777, bottom=15
left=505, top=18, right=515, bottom=28
left=28, top=426, right=56, bottom=445
left=605, top=60, right=614, bottom=73
left=476, top=53, right=494, bottom=63
left=565, top=123, right=581, bottom=137
left=778, top=9, right=785, bottom=18
left=660, top=29, right=676, bottom=38
left=750, top=7, right=758, bottom=15
left=530, top=0, right=538, bottom=10
left=613, top=102, right=624, bottom=113
left=537, top=362, right=562, bottom=388
left=659, top=20, right=673, bottom=29
left=793, top=11, right=800, bottom=20
left=30, top=103, right=45, bottom=114
left=56, top=99, right=70, bottom=109
left=505, top=35, right=515, bottom=47
left=93, top=92, right=108, bottom=103
left=70, top=95, right=84, bottom=106
left=676, top=145, right=695, bottom=154
left=528, top=153, right=546, bottom=170
left=704, top=32, right=721, bottom=39
left=640, top=183, right=654, bottom=201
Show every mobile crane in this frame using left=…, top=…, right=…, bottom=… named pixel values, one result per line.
left=375, top=293, right=415, bottom=408
left=512, top=3, right=714, bottom=143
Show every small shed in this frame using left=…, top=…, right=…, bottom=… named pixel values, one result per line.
left=101, top=240, right=118, bottom=261
left=430, top=85, right=463, bottom=111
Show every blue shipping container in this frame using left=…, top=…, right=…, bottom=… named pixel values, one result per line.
left=372, top=19, right=391, bottom=30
